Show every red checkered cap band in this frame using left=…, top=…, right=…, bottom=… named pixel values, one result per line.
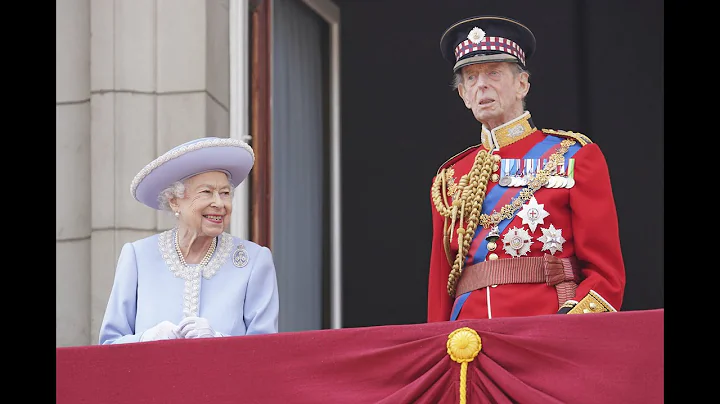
left=453, top=36, right=526, bottom=66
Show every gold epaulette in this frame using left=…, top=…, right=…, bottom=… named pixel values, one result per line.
left=566, top=290, right=617, bottom=314
left=435, top=144, right=481, bottom=175
left=542, top=128, right=593, bottom=146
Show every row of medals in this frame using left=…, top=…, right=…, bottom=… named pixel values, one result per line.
left=492, top=158, right=576, bottom=189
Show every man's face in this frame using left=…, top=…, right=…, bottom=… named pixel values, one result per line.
left=457, top=61, right=529, bottom=129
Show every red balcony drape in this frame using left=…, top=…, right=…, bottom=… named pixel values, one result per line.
left=56, top=309, right=663, bottom=404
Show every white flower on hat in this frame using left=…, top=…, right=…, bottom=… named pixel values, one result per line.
left=468, top=27, right=485, bottom=44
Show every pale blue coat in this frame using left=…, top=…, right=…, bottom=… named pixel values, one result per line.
left=99, top=229, right=279, bottom=344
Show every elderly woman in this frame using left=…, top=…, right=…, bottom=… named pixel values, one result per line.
left=98, top=137, right=279, bottom=344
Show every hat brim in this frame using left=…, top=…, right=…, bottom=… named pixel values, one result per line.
left=440, top=15, right=536, bottom=71
left=453, top=53, right=519, bottom=72
left=131, top=138, right=255, bottom=210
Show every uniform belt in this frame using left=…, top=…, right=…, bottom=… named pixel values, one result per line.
left=455, top=255, right=580, bottom=308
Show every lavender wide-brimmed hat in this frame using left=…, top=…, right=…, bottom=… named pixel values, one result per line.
left=130, top=137, right=255, bottom=210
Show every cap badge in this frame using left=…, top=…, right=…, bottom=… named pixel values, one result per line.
left=468, top=27, right=485, bottom=44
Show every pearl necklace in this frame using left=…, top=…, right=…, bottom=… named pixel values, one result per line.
left=174, top=229, right=217, bottom=267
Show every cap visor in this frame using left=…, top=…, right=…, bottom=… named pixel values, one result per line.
left=453, top=53, right=519, bottom=72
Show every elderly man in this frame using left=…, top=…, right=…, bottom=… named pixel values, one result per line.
left=427, top=16, right=626, bottom=322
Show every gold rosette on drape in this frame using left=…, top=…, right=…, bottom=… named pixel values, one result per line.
left=447, top=327, right=482, bottom=404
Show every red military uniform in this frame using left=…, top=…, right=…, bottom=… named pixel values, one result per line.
left=427, top=112, right=626, bottom=322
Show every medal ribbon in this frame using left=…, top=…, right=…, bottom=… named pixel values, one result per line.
left=450, top=135, right=582, bottom=320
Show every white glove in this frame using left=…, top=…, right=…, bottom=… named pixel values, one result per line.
left=177, top=316, right=217, bottom=339
left=139, top=320, right=181, bottom=342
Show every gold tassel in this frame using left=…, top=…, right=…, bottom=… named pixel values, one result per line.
left=447, top=327, right=482, bottom=404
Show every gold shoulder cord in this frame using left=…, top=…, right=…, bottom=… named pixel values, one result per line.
left=438, top=168, right=454, bottom=266
left=433, top=138, right=578, bottom=297
left=432, top=149, right=497, bottom=297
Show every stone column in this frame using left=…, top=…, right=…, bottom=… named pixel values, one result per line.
left=88, top=0, right=230, bottom=345
left=56, top=0, right=91, bottom=347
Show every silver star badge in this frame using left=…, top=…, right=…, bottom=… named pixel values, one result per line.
left=502, top=227, right=533, bottom=258
left=517, top=196, right=549, bottom=233
left=537, top=224, right=566, bottom=255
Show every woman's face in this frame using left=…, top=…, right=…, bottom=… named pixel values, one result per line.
left=173, top=171, right=233, bottom=237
